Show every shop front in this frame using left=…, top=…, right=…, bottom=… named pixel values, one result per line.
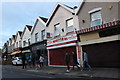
left=47, top=34, right=81, bottom=67
left=21, top=46, right=32, bottom=58
left=76, top=20, right=120, bottom=68
left=82, top=40, right=120, bottom=68
left=31, top=40, right=48, bottom=66
left=31, top=41, right=47, bottom=56
left=11, top=51, right=22, bottom=58
left=10, top=48, right=22, bottom=58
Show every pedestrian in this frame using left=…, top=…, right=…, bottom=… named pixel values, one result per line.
left=72, top=52, right=80, bottom=70
left=35, top=53, right=40, bottom=70
left=32, top=54, right=35, bottom=68
left=65, top=51, right=71, bottom=72
left=27, top=54, right=32, bottom=68
left=81, top=50, right=91, bottom=71
left=22, top=53, right=27, bottom=69
left=39, top=55, right=44, bottom=68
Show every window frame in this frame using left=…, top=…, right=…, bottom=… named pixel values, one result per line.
left=54, top=23, right=60, bottom=37
left=66, top=18, right=74, bottom=27
left=28, top=39, right=30, bottom=45
left=35, top=33, right=39, bottom=42
left=41, top=29, right=45, bottom=40
left=90, top=10, right=102, bottom=27
left=19, top=41, right=21, bottom=47
left=23, top=41, right=26, bottom=47
left=16, top=42, right=18, bottom=48
left=66, top=18, right=74, bottom=33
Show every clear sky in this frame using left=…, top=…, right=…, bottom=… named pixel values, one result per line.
left=0, top=1, right=80, bottom=48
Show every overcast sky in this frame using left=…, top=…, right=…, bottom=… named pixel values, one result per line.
left=0, top=1, right=81, bottom=48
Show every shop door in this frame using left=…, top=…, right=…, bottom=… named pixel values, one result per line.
left=82, top=41, right=120, bottom=68
left=49, top=46, right=76, bottom=66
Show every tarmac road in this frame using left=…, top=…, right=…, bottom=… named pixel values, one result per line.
left=2, top=65, right=118, bottom=80
left=2, top=65, right=80, bottom=79
left=2, top=65, right=66, bottom=78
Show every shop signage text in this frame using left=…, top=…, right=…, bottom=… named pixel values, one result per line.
left=47, top=34, right=77, bottom=44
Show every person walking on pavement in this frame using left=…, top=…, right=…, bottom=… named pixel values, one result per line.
left=81, top=50, right=91, bottom=71
left=32, top=54, right=35, bottom=68
left=22, top=53, right=27, bottom=69
left=39, top=55, right=44, bottom=68
left=65, top=51, right=71, bottom=72
left=72, top=52, right=80, bottom=70
left=27, top=54, right=32, bottom=68
left=35, top=53, right=40, bottom=70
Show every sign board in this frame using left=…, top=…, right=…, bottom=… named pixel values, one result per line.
left=47, top=34, right=77, bottom=49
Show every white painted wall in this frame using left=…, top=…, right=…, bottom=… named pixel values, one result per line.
left=11, top=37, right=15, bottom=46
left=15, top=32, right=22, bottom=48
left=31, top=18, right=46, bottom=44
left=46, top=6, right=79, bottom=40
left=21, top=26, right=31, bottom=48
left=11, top=37, right=15, bottom=50
left=8, top=39, right=12, bottom=52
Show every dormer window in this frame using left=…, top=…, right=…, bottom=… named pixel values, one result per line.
left=66, top=18, right=74, bottom=33
left=54, top=23, right=60, bottom=37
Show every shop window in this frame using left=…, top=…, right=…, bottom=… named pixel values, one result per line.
left=41, top=29, right=45, bottom=40
left=90, top=11, right=102, bottom=27
left=66, top=18, right=74, bottom=33
left=54, top=23, right=60, bottom=37
left=35, top=33, right=39, bottom=42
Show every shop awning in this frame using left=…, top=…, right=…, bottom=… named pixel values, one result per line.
left=11, top=52, right=16, bottom=55
left=22, top=50, right=31, bottom=53
left=11, top=51, right=22, bottom=55
left=76, top=20, right=120, bottom=35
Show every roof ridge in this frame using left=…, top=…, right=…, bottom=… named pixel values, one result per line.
left=26, top=25, right=32, bottom=31
left=39, top=16, right=48, bottom=23
left=63, top=4, right=74, bottom=9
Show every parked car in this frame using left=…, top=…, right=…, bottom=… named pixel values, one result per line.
left=12, top=57, right=22, bottom=65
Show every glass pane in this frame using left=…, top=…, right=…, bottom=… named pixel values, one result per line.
left=41, top=30, right=45, bottom=39
left=67, top=26, right=74, bottom=32
left=43, top=31, right=45, bottom=35
left=35, top=33, right=38, bottom=42
left=54, top=31, right=60, bottom=36
left=91, top=19, right=102, bottom=27
left=47, top=33, right=50, bottom=37
left=54, top=24, right=60, bottom=31
left=54, top=24, right=60, bottom=36
left=67, top=19, right=73, bottom=27
left=91, top=11, right=101, bottom=21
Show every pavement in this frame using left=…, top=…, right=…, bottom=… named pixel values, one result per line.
left=3, top=65, right=120, bottom=79
left=29, top=66, right=120, bottom=79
